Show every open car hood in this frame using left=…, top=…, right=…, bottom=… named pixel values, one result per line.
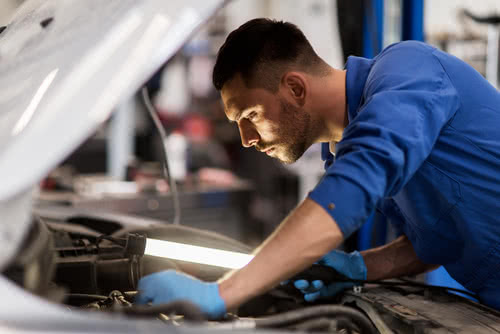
left=0, top=0, right=225, bottom=201
left=0, top=0, right=225, bottom=270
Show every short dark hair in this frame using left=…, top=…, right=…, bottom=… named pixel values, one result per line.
left=212, top=18, right=327, bottom=92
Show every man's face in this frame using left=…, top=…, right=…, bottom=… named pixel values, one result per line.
left=221, top=74, right=311, bottom=164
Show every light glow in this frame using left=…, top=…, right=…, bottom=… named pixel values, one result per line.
left=144, top=238, right=253, bottom=269
left=12, top=69, right=59, bottom=135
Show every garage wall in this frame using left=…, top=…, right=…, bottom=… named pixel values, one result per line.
left=224, top=0, right=344, bottom=69
left=425, top=0, right=500, bottom=36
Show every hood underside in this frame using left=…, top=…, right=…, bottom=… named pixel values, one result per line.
left=0, top=0, right=225, bottom=201
left=0, top=0, right=225, bottom=270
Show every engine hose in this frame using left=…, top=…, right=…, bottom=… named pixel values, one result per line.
left=290, top=316, right=359, bottom=332
left=66, top=293, right=108, bottom=301
left=120, top=301, right=206, bottom=321
left=254, top=305, right=377, bottom=334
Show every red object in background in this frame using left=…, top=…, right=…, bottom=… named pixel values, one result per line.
left=40, top=177, right=57, bottom=190
left=183, top=114, right=213, bottom=143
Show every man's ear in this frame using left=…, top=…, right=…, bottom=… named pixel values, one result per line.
left=282, top=72, right=307, bottom=106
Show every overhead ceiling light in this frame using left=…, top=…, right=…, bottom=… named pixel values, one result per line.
left=144, top=238, right=254, bottom=269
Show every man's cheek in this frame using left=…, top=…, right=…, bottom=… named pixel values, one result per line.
left=262, top=121, right=279, bottom=133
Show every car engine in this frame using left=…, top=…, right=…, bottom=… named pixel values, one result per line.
left=3, top=209, right=500, bottom=334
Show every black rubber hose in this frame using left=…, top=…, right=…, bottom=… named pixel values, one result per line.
left=67, top=293, right=108, bottom=300
left=254, top=305, right=377, bottom=334
left=120, top=300, right=206, bottom=321
left=290, top=317, right=341, bottom=332
left=65, top=293, right=108, bottom=302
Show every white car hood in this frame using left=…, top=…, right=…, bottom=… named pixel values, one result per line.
left=0, top=0, right=225, bottom=270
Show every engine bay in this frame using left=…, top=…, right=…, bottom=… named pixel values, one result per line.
left=2, top=207, right=499, bottom=334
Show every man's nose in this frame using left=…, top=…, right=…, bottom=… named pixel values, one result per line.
left=238, top=121, right=260, bottom=148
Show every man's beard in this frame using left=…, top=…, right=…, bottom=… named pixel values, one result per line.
left=257, top=99, right=312, bottom=164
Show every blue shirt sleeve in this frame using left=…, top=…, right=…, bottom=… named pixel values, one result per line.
left=309, top=43, right=460, bottom=238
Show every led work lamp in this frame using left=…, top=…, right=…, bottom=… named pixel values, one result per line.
left=125, top=234, right=254, bottom=269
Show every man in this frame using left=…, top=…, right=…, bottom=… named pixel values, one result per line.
left=136, top=18, right=500, bottom=316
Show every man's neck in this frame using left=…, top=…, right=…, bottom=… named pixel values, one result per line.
left=310, top=69, right=348, bottom=143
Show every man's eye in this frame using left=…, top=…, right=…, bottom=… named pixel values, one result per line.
left=247, top=112, right=257, bottom=121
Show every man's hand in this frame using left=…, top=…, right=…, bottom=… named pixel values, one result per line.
left=293, top=250, right=367, bottom=302
left=135, top=270, right=226, bottom=319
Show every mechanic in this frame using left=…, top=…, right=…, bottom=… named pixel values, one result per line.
left=136, top=18, right=500, bottom=317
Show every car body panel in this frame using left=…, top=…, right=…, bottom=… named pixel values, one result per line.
left=0, top=0, right=225, bottom=270
left=0, top=0, right=225, bottom=201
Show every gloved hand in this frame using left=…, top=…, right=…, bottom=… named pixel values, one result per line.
left=293, top=250, right=367, bottom=302
left=135, top=270, right=226, bottom=319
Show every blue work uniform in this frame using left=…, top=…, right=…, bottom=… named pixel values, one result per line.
left=308, top=41, right=500, bottom=309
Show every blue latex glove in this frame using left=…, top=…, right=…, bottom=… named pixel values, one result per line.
left=294, top=250, right=367, bottom=302
left=135, top=270, right=226, bottom=319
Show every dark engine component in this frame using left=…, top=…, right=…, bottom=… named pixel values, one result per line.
left=7, top=211, right=500, bottom=334
left=67, top=290, right=133, bottom=310
left=55, top=256, right=144, bottom=295
left=48, top=219, right=251, bottom=295
left=22, top=213, right=378, bottom=332
left=253, top=305, right=378, bottom=334
left=53, top=231, right=182, bottom=294
left=2, top=218, right=59, bottom=299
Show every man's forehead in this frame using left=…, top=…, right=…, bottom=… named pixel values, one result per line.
left=221, top=75, right=244, bottom=102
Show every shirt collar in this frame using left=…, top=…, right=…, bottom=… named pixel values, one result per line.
left=322, top=56, right=374, bottom=163
left=345, top=56, right=374, bottom=123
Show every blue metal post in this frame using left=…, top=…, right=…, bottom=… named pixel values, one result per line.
left=402, top=0, right=424, bottom=41
left=358, top=0, right=385, bottom=251
left=362, top=0, right=384, bottom=58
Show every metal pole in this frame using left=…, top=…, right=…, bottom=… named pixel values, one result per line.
left=107, top=98, right=135, bottom=180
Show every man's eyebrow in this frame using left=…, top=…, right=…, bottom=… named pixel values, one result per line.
left=226, top=98, right=244, bottom=123
left=228, top=104, right=261, bottom=123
